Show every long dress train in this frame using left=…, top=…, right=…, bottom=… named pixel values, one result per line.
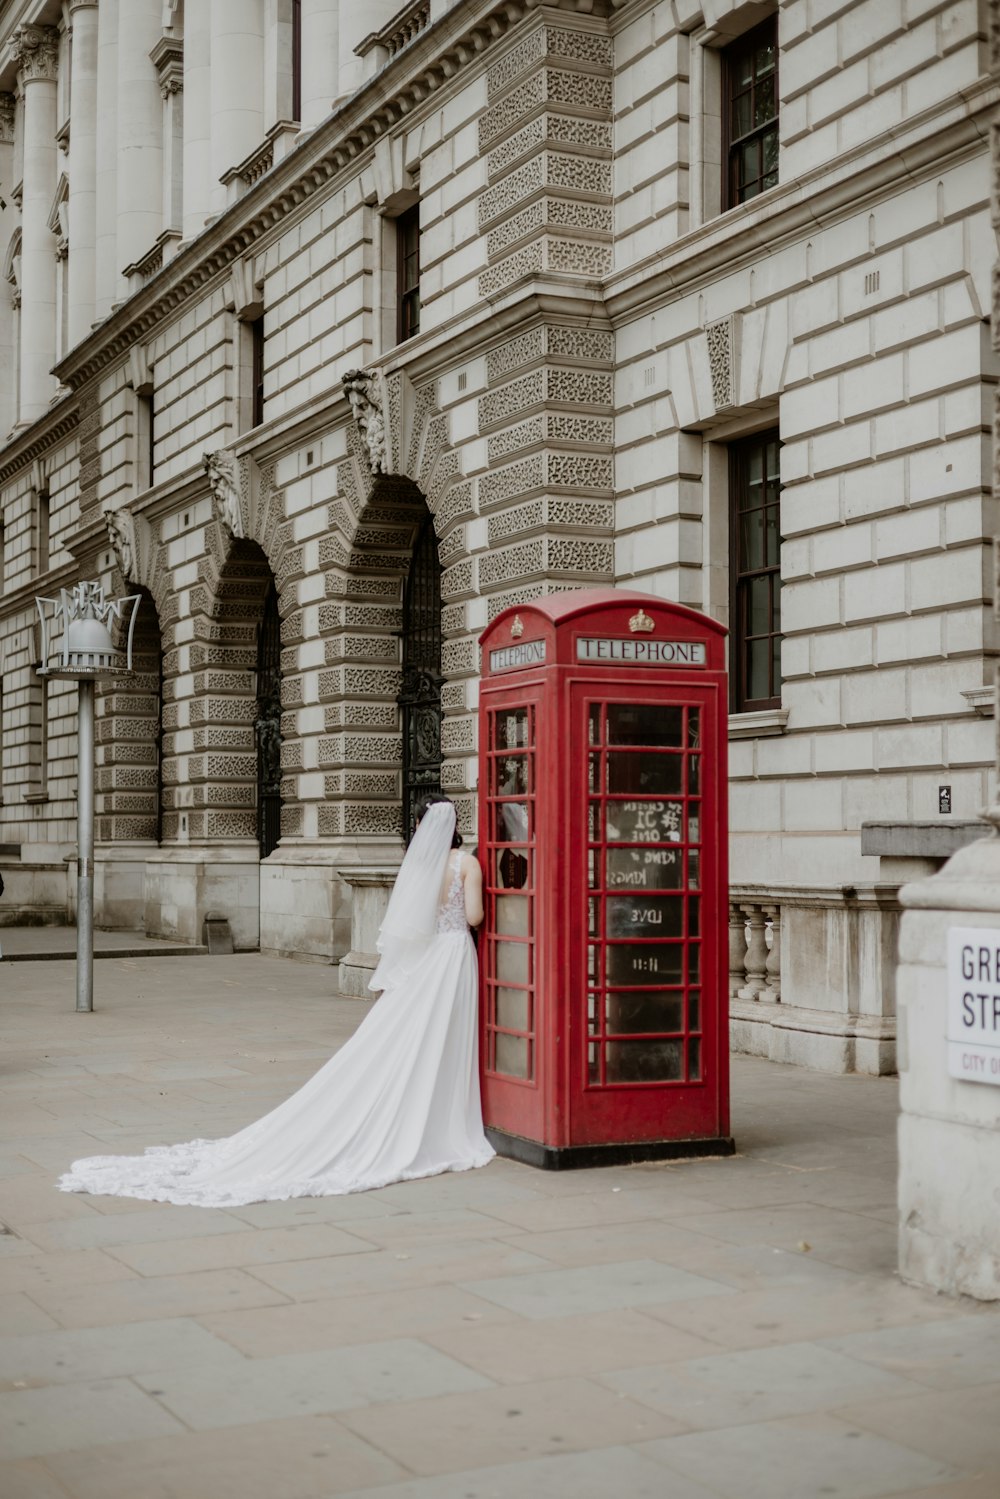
left=57, top=858, right=495, bottom=1207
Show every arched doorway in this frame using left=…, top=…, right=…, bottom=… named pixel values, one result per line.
left=255, top=579, right=282, bottom=859
left=399, top=512, right=443, bottom=840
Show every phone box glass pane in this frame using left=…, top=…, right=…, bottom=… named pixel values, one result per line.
left=496, top=941, right=530, bottom=985
left=607, top=752, right=682, bottom=797
left=495, top=849, right=530, bottom=889
left=606, top=800, right=683, bottom=844
left=496, top=986, right=530, bottom=1032
left=606, top=1039, right=684, bottom=1083
left=495, top=1033, right=530, bottom=1079
left=494, top=709, right=529, bottom=750
left=605, top=991, right=684, bottom=1035
left=606, top=846, right=683, bottom=891
left=496, top=895, right=529, bottom=937
left=606, top=895, right=683, bottom=939
left=495, top=802, right=529, bottom=844
left=495, top=755, right=529, bottom=796
left=607, top=704, right=683, bottom=746
left=606, top=942, right=683, bottom=986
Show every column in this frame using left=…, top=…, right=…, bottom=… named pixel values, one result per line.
left=66, top=0, right=99, bottom=347
left=338, top=0, right=404, bottom=104
left=182, top=0, right=211, bottom=238
left=300, top=0, right=338, bottom=128
left=116, top=0, right=162, bottom=276
left=209, top=0, right=264, bottom=218
left=93, top=0, right=118, bottom=319
left=0, top=93, right=15, bottom=435
left=11, top=24, right=59, bottom=424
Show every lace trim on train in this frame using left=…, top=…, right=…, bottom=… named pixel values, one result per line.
left=57, top=1136, right=495, bottom=1208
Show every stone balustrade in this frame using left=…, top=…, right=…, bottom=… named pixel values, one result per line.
left=727, top=884, right=900, bottom=1075
left=729, top=898, right=781, bottom=1005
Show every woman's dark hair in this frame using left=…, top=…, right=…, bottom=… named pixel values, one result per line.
left=415, top=793, right=463, bottom=847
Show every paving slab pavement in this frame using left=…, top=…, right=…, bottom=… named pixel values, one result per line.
left=0, top=951, right=997, bottom=1498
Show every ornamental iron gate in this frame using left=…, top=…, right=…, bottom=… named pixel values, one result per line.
left=399, top=513, right=443, bottom=841
left=255, top=582, right=282, bottom=859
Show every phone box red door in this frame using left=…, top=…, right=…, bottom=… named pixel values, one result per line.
left=479, top=588, right=734, bottom=1169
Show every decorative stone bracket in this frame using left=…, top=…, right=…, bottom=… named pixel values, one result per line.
left=706, top=313, right=740, bottom=412
left=342, top=368, right=388, bottom=475
left=204, top=449, right=247, bottom=540
left=104, top=506, right=151, bottom=586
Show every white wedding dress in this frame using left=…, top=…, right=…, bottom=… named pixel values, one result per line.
left=58, top=849, right=495, bottom=1207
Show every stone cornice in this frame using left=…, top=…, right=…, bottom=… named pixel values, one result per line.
left=0, top=396, right=78, bottom=487
left=50, top=0, right=562, bottom=395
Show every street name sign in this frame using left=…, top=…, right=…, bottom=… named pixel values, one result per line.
left=946, top=926, right=1000, bottom=1085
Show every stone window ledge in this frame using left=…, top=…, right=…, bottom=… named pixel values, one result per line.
left=728, top=707, right=788, bottom=740
left=961, top=686, right=994, bottom=717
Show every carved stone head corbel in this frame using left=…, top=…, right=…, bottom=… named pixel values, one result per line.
left=342, top=369, right=388, bottom=475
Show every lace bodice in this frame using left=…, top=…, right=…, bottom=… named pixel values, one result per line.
left=436, top=856, right=468, bottom=934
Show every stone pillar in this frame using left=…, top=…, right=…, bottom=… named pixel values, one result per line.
left=94, top=0, right=118, bottom=319
left=0, top=92, right=14, bottom=435
left=116, top=0, right=162, bottom=277
left=337, top=0, right=400, bottom=104
left=182, top=0, right=211, bottom=239
left=66, top=0, right=99, bottom=348
left=300, top=0, right=338, bottom=127
left=209, top=0, right=264, bottom=218
left=11, top=24, right=59, bottom=425
left=896, top=846, right=1000, bottom=1300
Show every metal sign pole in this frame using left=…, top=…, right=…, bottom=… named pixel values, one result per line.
left=76, top=678, right=95, bottom=1014
left=35, top=580, right=141, bottom=1014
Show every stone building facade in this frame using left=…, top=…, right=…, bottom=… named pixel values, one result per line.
left=0, top=0, right=996, bottom=1074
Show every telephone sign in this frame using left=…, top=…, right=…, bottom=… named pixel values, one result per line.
left=478, top=588, right=733, bottom=1168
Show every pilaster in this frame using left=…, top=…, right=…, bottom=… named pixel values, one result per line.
left=151, top=36, right=184, bottom=243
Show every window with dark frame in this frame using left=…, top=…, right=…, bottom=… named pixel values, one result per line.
left=136, top=387, right=154, bottom=491
left=291, top=0, right=302, bottom=122
left=397, top=205, right=421, bottom=344
left=724, top=18, right=778, bottom=210
left=730, top=430, right=782, bottom=713
left=251, top=314, right=265, bottom=428
left=37, top=489, right=49, bottom=575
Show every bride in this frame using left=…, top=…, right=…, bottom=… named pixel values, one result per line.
left=58, top=797, right=495, bottom=1206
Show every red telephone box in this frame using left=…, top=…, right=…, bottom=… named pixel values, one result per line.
left=478, top=588, right=733, bottom=1168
